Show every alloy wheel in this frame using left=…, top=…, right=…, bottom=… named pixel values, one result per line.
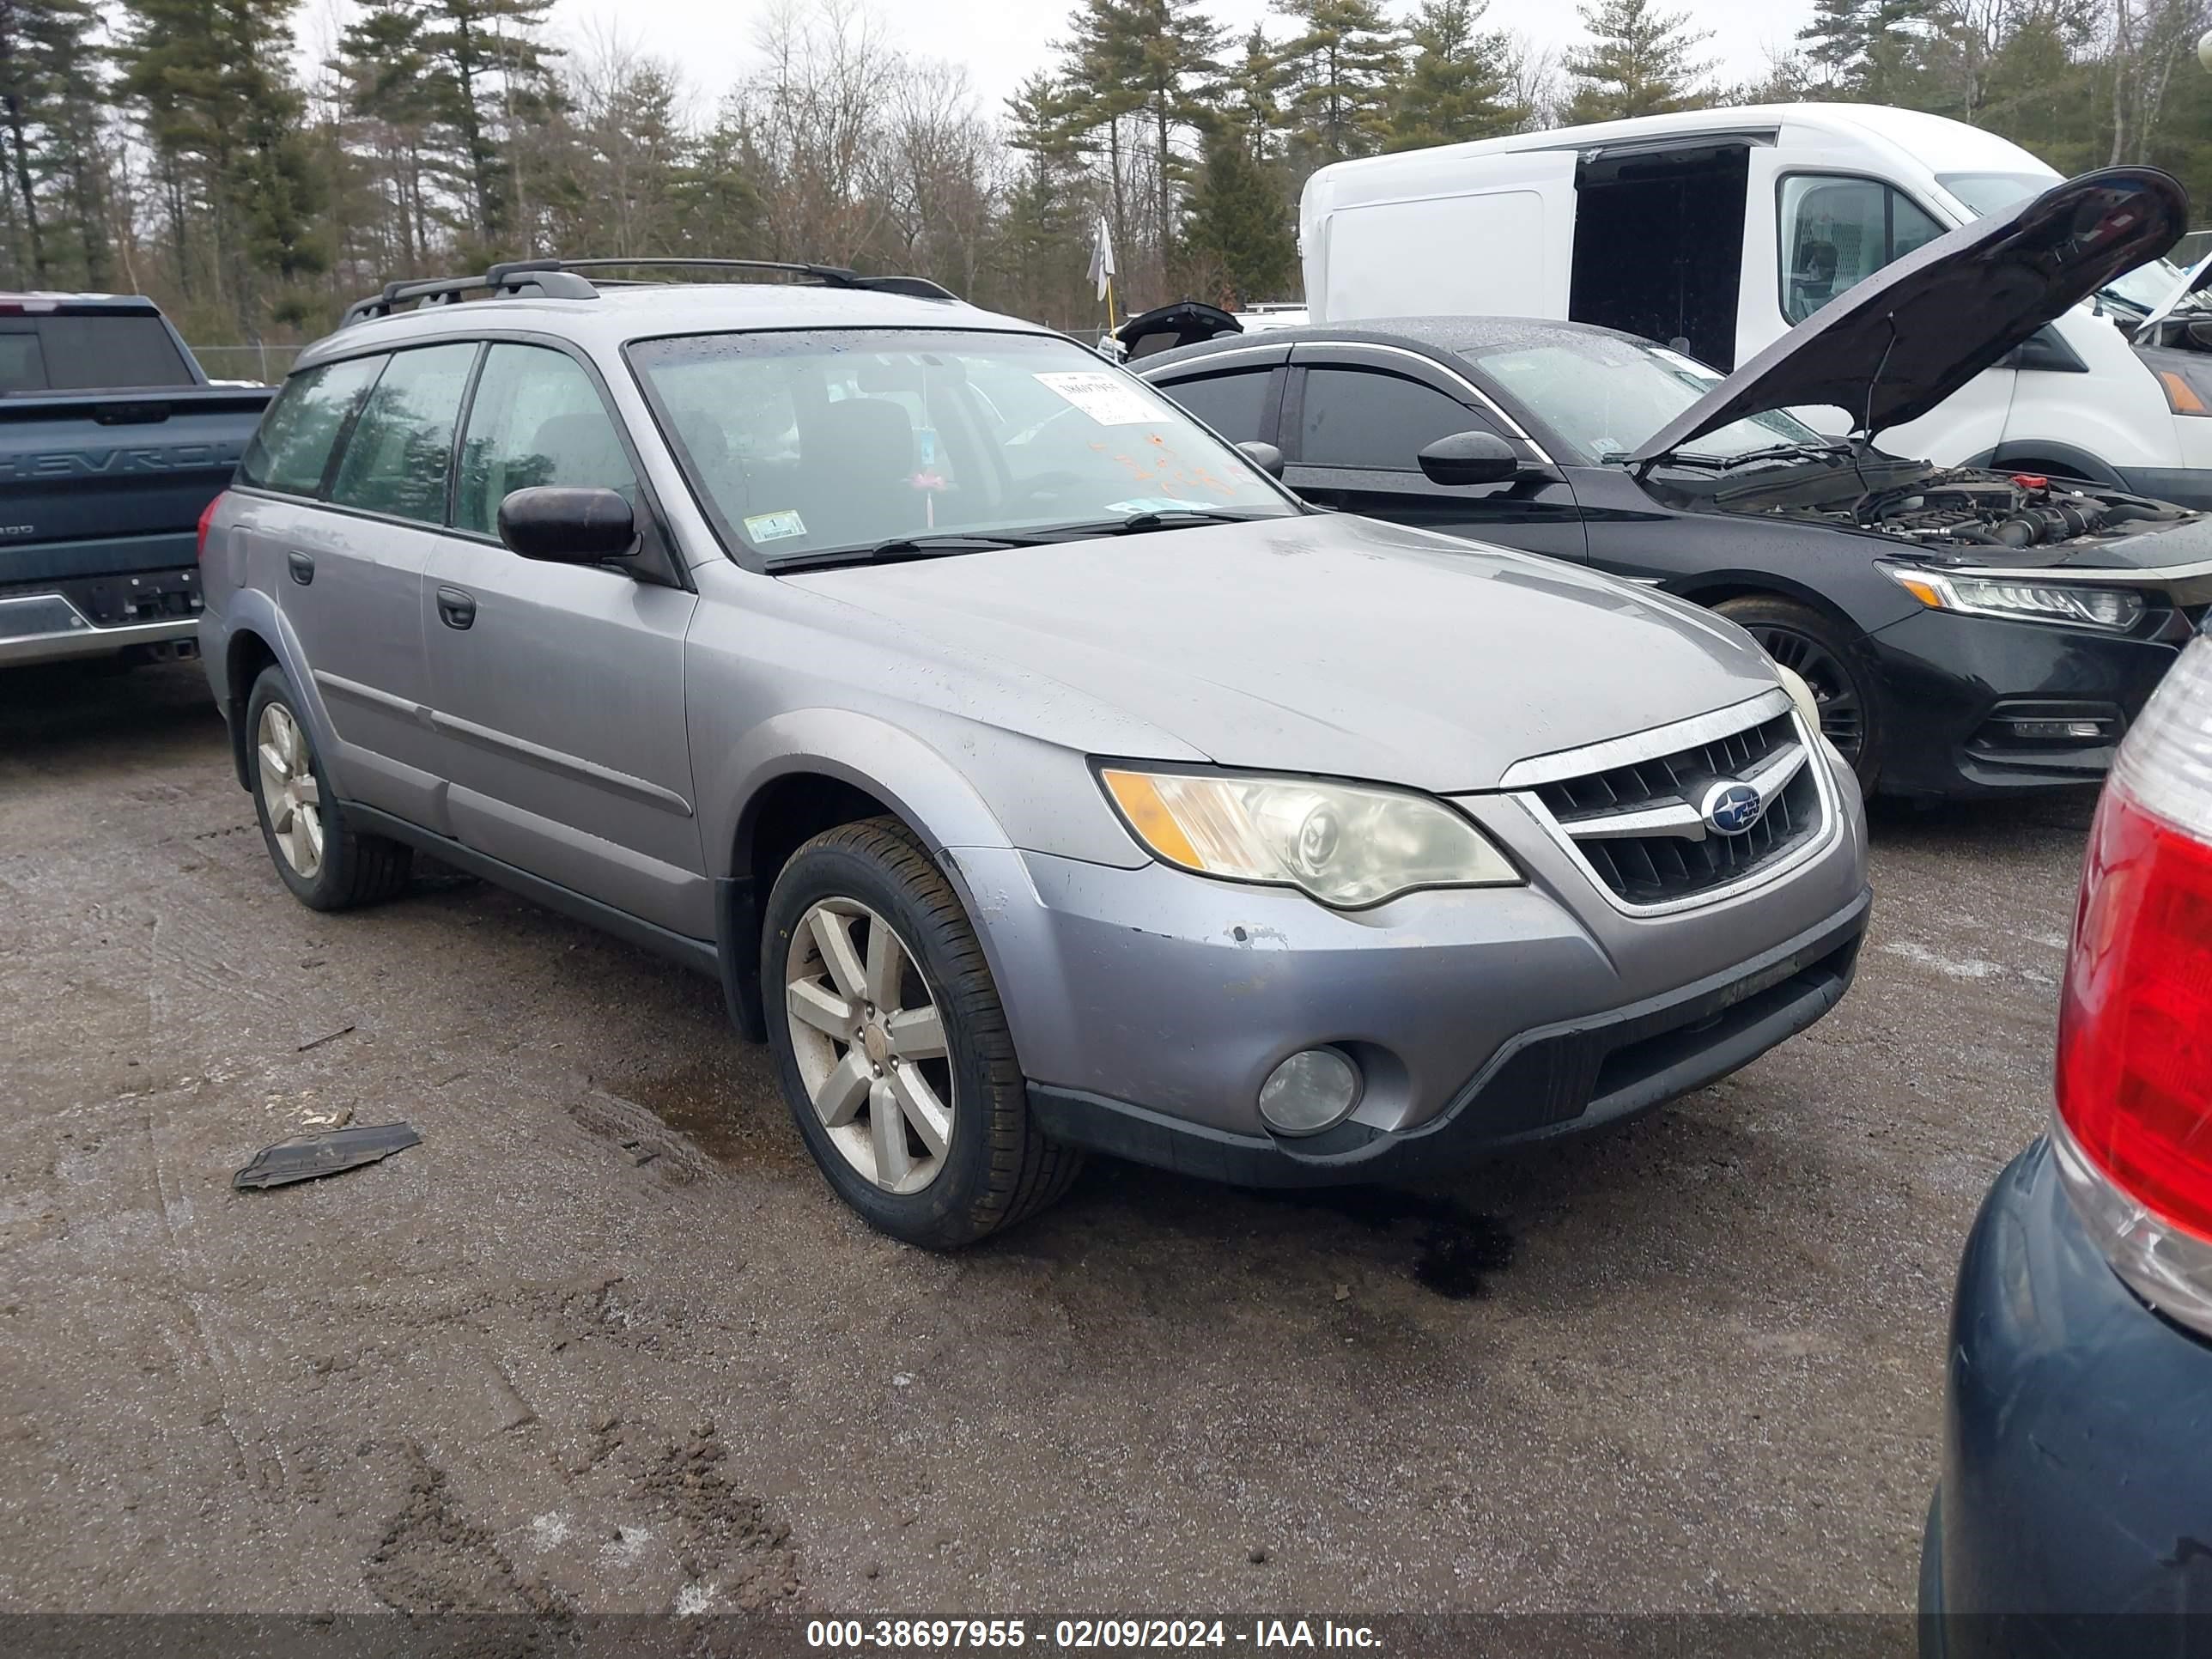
left=782, top=898, right=955, bottom=1195
left=1748, top=623, right=1865, bottom=764
left=256, top=702, right=325, bottom=880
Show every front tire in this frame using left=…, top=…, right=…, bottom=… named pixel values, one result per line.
left=763, top=817, right=1079, bottom=1249
left=1715, top=595, right=1882, bottom=792
left=246, top=666, right=413, bottom=911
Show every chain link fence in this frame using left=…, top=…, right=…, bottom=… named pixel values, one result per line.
left=189, top=343, right=305, bottom=385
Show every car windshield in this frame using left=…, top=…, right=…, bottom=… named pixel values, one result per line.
left=1468, top=333, right=1825, bottom=465
left=1938, top=169, right=2197, bottom=316
left=627, top=328, right=1294, bottom=563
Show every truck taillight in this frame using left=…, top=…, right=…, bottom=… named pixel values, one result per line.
left=2053, top=634, right=2212, bottom=1334
left=196, top=492, right=223, bottom=562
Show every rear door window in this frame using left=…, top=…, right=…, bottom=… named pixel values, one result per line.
left=325, top=343, right=479, bottom=524
left=1160, top=368, right=1273, bottom=443
left=455, top=343, right=638, bottom=538
left=1780, top=175, right=1945, bottom=323
left=1298, top=368, right=1488, bottom=471
left=240, top=356, right=386, bottom=497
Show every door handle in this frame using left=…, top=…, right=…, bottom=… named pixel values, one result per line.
left=435, top=586, right=477, bottom=631
left=286, top=551, right=314, bottom=586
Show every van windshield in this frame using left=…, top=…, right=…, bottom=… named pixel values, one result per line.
left=1469, top=333, right=1825, bottom=465
left=627, top=328, right=1294, bottom=565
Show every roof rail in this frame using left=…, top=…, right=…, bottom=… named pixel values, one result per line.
left=338, top=257, right=957, bottom=327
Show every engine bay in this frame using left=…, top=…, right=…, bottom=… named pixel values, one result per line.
left=1736, top=465, right=2197, bottom=551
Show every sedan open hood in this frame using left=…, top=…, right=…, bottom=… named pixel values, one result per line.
left=1628, top=167, right=2187, bottom=464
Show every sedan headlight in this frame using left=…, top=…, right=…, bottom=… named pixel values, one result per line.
left=1098, top=768, right=1519, bottom=908
left=1880, top=562, right=2144, bottom=632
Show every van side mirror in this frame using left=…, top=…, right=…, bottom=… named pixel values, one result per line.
left=1238, top=441, right=1285, bottom=478
left=1419, top=431, right=1520, bottom=487
left=497, top=486, right=637, bottom=563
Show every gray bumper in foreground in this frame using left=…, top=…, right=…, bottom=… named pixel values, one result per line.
left=1026, top=888, right=1869, bottom=1187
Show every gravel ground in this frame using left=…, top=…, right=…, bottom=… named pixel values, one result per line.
left=0, top=659, right=2094, bottom=1617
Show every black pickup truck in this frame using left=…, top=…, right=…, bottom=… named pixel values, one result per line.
left=2, top=295, right=273, bottom=668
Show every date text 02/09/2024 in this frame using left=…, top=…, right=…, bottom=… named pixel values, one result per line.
left=804, top=1620, right=1383, bottom=1650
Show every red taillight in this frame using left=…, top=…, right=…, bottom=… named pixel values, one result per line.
left=196, top=492, right=223, bottom=562
left=2057, top=635, right=2212, bottom=1248
left=2057, top=781, right=2212, bottom=1238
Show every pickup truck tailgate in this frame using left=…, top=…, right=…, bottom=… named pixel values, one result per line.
left=0, top=386, right=274, bottom=586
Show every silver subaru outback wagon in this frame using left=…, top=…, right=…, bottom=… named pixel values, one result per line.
left=198, top=259, right=1872, bottom=1248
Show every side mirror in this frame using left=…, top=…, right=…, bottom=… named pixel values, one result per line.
left=1419, top=430, right=1522, bottom=487
left=497, top=486, right=636, bottom=563
left=1238, top=440, right=1285, bottom=478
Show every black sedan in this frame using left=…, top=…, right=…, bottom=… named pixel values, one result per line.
left=1134, top=174, right=2212, bottom=799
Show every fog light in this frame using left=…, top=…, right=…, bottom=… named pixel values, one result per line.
left=1258, top=1048, right=1362, bottom=1136
left=2006, top=718, right=2108, bottom=742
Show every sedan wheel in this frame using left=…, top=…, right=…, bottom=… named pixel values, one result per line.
left=1745, top=623, right=1864, bottom=763
left=256, top=701, right=325, bottom=879
left=782, top=897, right=955, bottom=1195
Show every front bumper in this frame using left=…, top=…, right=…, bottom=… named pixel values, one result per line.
left=1865, top=607, right=2184, bottom=799
left=1922, top=1138, right=2212, bottom=1656
left=1028, top=888, right=1866, bottom=1184
left=951, top=746, right=1869, bottom=1183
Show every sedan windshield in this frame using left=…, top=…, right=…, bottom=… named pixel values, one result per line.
left=1468, top=333, right=1825, bottom=465
left=628, top=328, right=1294, bottom=564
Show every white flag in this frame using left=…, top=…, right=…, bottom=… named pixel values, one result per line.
left=1087, top=216, right=1116, bottom=302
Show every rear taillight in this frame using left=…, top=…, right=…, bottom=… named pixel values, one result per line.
left=2053, top=634, right=2212, bottom=1333
left=196, top=492, right=223, bottom=562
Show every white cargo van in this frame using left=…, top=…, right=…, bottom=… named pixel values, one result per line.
left=1300, top=103, right=2212, bottom=507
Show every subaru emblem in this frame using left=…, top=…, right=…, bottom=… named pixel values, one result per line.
left=1701, top=781, right=1765, bottom=836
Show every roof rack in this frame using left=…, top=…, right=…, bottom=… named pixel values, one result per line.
left=338, top=257, right=957, bottom=327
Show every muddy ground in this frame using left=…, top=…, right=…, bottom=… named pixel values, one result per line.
left=0, top=660, right=2093, bottom=1615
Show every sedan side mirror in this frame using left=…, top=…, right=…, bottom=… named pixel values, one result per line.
left=1238, top=440, right=1285, bottom=478
left=497, top=486, right=637, bottom=563
left=1419, top=430, right=1521, bottom=487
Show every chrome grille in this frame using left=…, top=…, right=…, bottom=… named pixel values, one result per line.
left=1510, top=697, right=1833, bottom=912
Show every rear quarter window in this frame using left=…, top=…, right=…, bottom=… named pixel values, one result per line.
left=240, top=356, right=386, bottom=496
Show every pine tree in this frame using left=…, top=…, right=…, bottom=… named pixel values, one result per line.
left=1224, top=26, right=1295, bottom=161
left=0, top=0, right=107, bottom=287
left=115, top=0, right=328, bottom=331
left=410, top=0, right=560, bottom=248
left=1388, top=0, right=1528, bottom=150
left=1181, top=125, right=1296, bottom=304
left=1271, top=0, right=1403, bottom=166
left=1000, top=70, right=1093, bottom=325
left=1562, top=0, right=1713, bottom=123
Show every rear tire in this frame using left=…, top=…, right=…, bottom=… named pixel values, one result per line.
left=1714, top=595, right=1882, bottom=793
left=246, top=666, right=413, bottom=911
left=763, top=816, right=1080, bottom=1249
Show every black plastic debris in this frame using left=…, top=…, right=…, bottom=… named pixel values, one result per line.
left=234, top=1121, right=421, bottom=1190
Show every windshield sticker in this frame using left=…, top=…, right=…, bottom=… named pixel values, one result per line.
left=744, top=510, right=808, bottom=544
left=1650, top=348, right=1720, bottom=383
left=1033, top=371, right=1161, bottom=426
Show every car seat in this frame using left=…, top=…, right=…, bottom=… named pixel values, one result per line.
left=793, top=397, right=921, bottom=549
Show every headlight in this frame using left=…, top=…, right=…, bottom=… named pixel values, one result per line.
left=1880, top=562, right=2144, bottom=632
left=1771, top=663, right=1823, bottom=735
left=1098, top=768, right=1519, bottom=908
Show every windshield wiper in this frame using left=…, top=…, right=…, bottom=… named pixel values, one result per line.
left=769, top=532, right=1042, bottom=572
left=1650, top=440, right=1857, bottom=474
left=1034, top=507, right=1276, bottom=540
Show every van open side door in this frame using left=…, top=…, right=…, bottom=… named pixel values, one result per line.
left=1307, top=149, right=1577, bottom=324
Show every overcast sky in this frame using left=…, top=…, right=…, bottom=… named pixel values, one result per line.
left=300, top=0, right=1816, bottom=119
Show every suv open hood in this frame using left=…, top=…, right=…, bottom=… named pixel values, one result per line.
left=1627, top=167, right=2187, bottom=465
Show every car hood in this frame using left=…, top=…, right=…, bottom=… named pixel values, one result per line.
left=780, top=513, right=1781, bottom=793
left=1629, top=166, right=2188, bottom=463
